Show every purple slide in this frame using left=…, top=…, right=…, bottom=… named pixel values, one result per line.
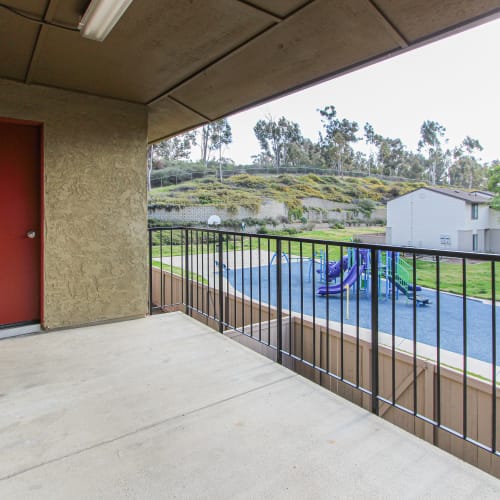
left=318, top=254, right=349, bottom=282
left=317, top=263, right=366, bottom=296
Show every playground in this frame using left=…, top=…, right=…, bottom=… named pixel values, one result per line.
left=228, top=250, right=500, bottom=366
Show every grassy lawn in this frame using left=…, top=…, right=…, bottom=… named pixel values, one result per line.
left=413, top=259, right=500, bottom=300
left=151, top=226, right=383, bottom=259
left=150, top=227, right=499, bottom=300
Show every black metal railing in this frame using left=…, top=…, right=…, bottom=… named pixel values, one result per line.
left=148, top=226, right=499, bottom=460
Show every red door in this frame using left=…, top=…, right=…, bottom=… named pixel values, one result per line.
left=0, top=120, right=41, bottom=326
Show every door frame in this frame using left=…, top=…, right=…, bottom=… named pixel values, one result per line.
left=0, top=117, right=44, bottom=327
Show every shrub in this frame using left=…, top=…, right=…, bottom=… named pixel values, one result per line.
left=357, top=199, right=376, bottom=217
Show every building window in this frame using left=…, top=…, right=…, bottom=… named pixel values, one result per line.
left=472, top=234, right=478, bottom=251
left=471, top=203, right=478, bottom=220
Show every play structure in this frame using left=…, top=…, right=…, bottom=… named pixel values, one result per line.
left=316, top=248, right=430, bottom=306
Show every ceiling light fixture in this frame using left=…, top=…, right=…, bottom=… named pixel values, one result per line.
left=79, top=0, right=134, bottom=42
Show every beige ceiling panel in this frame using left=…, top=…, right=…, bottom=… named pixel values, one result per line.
left=375, top=0, right=500, bottom=42
left=0, top=0, right=48, bottom=80
left=148, top=96, right=207, bottom=143
left=50, top=0, right=88, bottom=26
left=245, top=0, right=311, bottom=18
left=28, top=0, right=274, bottom=103
left=0, top=0, right=47, bottom=16
left=170, top=0, right=400, bottom=119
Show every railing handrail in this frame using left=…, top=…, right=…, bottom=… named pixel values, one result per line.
left=148, top=226, right=500, bottom=262
left=148, top=225, right=500, bottom=471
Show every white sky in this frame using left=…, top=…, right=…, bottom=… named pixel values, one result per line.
left=217, top=17, right=500, bottom=165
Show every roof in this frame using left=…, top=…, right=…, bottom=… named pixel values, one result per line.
left=411, top=187, right=492, bottom=204
left=471, top=190, right=495, bottom=198
left=1, top=1, right=499, bottom=143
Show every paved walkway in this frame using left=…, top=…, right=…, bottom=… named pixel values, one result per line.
left=1, top=313, right=497, bottom=499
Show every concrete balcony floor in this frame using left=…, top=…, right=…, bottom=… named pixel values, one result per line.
left=0, top=313, right=498, bottom=499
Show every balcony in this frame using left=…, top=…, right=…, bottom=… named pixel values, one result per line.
left=149, top=227, right=500, bottom=478
left=1, top=313, right=498, bottom=497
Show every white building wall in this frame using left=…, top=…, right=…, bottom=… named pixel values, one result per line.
left=387, top=189, right=465, bottom=250
left=466, top=204, right=490, bottom=251
left=465, top=203, right=489, bottom=231
left=488, top=209, right=500, bottom=230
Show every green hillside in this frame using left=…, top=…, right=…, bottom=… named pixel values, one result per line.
left=148, top=173, right=426, bottom=216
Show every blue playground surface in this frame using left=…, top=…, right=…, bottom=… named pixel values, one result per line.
left=228, top=259, right=500, bottom=366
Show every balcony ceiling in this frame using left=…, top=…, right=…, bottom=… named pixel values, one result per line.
left=0, top=0, right=499, bottom=143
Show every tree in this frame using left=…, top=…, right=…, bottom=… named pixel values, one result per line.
left=253, top=116, right=303, bottom=169
left=487, top=161, right=500, bottom=192
left=418, top=120, right=448, bottom=184
left=400, top=151, right=426, bottom=180
left=352, top=151, right=369, bottom=173
left=363, top=122, right=377, bottom=175
left=286, top=138, right=322, bottom=167
left=199, top=124, right=211, bottom=166
left=210, top=119, right=232, bottom=181
left=198, top=118, right=233, bottom=167
left=449, top=137, right=484, bottom=189
left=373, top=136, right=408, bottom=177
left=487, top=161, right=500, bottom=209
left=151, top=131, right=197, bottom=168
left=358, top=198, right=376, bottom=218
left=318, top=105, right=359, bottom=173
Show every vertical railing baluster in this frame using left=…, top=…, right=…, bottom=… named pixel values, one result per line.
left=160, top=229, right=164, bottom=310
left=211, top=232, right=215, bottom=319
left=258, top=236, right=262, bottom=342
left=196, top=230, right=199, bottom=313
left=436, top=256, right=441, bottom=428
left=250, top=235, right=253, bottom=338
left=371, top=248, right=379, bottom=415
left=340, top=244, right=344, bottom=380
left=276, top=238, right=283, bottom=364
left=190, top=229, right=194, bottom=314
left=413, top=252, right=417, bottom=415
left=241, top=234, right=245, bottom=335
left=326, top=244, right=330, bottom=376
left=288, top=239, right=292, bottom=356
left=184, top=228, right=190, bottom=315
left=300, top=241, right=304, bottom=361
left=462, top=258, right=467, bottom=439
left=233, top=233, right=237, bottom=329
left=391, top=251, right=396, bottom=405
left=201, top=230, right=205, bottom=315
left=225, top=233, right=230, bottom=328
left=170, top=228, right=173, bottom=306
left=312, top=242, right=316, bottom=368
left=267, top=238, right=271, bottom=346
left=181, top=229, right=185, bottom=306
left=356, top=247, right=360, bottom=387
left=148, top=229, right=153, bottom=315
left=492, top=260, right=497, bottom=453
left=218, top=232, right=224, bottom=333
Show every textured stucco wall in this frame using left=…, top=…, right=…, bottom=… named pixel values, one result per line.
left=0, top=79, right=148, bottom=328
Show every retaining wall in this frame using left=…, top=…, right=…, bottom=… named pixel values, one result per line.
left=149, top=196, right=386, bottom=225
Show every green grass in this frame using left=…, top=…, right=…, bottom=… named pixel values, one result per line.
left=151, top=227, right=383, bottom=261
left=412, top=259, right=500, bottom=300
left=150, top=227, right=499, bottom=300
